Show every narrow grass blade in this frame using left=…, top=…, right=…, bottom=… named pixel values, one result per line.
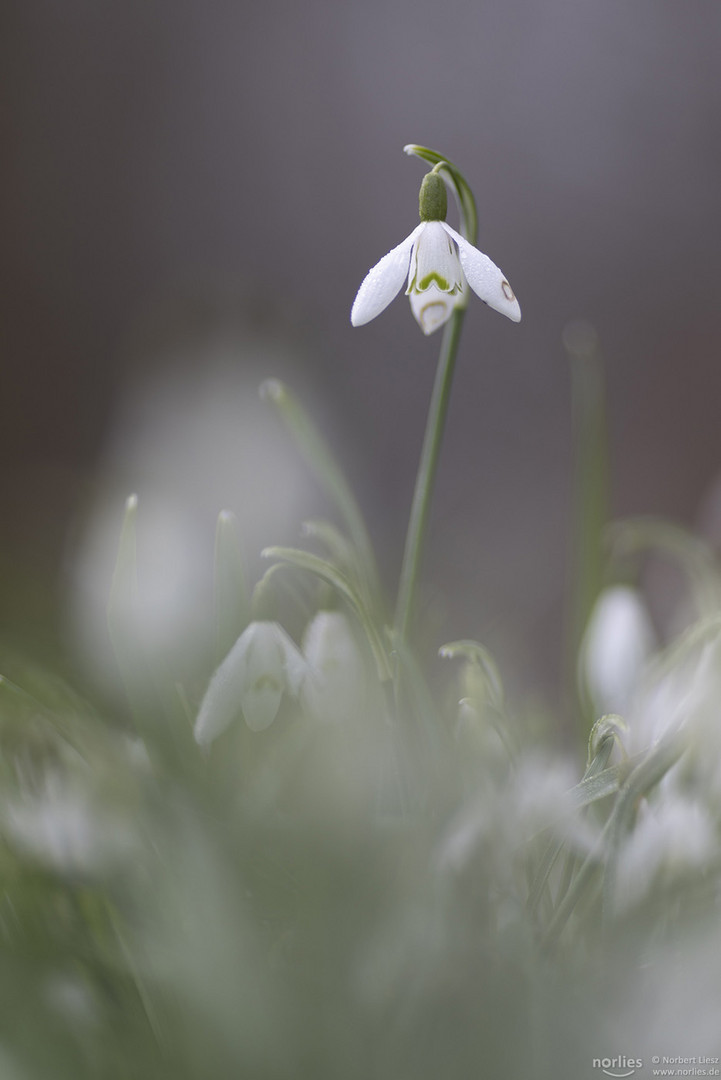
left=214, top=510, right=249, bottom=662
left=260, top=379, right=382, bottom=609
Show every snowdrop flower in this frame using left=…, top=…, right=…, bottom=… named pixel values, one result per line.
left=194, top=621, right=308, bottom=744
left=351, top=169, right=520, bottom=335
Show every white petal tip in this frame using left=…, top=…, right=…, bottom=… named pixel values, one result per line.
left=499, top=280, right=522, bottom=322
left=350, top=302, right=370, bottom=327
left=439, top=223, right=522, bottom=324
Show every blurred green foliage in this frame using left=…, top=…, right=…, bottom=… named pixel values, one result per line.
left=2, top=382, right=721, bottom=1079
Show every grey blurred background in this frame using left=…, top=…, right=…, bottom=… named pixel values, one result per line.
left=3, top=0, right=721, bottom=696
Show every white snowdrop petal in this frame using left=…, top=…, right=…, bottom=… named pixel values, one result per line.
left=241, top=679, right=285, bottom=732
left=409, top=221, right=464, bottom=294
left=194, top=626, right=254, bottom=745
left=301, top=611, right=368, bottom=722
left=242, top=621, right=287, bottom=680
left=441, top=223, right=521, bottom=322
left=408, top=286, right=457, bottom=335
left=302, top=610, right=352, bottom=667
left=194, top=621, right=293, bottom=744
left=351, top=225, right=424, bottom=326
left=275, top=625, right=310, bottom=696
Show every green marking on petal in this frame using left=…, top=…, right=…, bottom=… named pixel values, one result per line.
left=419, top=272, right=450, bottom=291
left=410, top=273, right=463, bottom=295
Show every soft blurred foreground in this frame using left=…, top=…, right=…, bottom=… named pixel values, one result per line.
left=2, top=364, right=721, bottom=1079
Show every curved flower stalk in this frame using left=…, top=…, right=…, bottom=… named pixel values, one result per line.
left=403, top=143, right=478, bottom=242
left=351, top=164, right=520, bottom=334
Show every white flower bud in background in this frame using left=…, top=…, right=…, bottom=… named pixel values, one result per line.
left=2, top=772, right=135, bottom=876
left=615, top=796, right=717, bottom=913
left=194, top=621, right=308, bottom=744
left=436, top=754, right=584, bottom=882
left=659, top=635, right=721, bottom=799
left=65, top=352, right=318, bottom=697
left=301, top=611, right=369, bottom=725
left=580, top=585, right=656, bottom=716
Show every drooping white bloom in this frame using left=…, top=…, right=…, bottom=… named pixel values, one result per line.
left=351, top=219, right=521, bottom=334
left=194, top=621, right=308, bottom=744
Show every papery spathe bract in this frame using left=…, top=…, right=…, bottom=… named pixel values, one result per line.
left=194, top=620, right=308, bottom=744
left=351, top=219, right=521, bottom=335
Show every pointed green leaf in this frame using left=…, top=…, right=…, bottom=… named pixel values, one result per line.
left=214, top=510, right=249, bottom=662
left=301, top=519, right=363, bottom=582
left=259, top=379, right=382, bottom=610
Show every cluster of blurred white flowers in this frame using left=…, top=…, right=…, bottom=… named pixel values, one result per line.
left=436, top=753, right=581, bottom=880
left=581, top=582, right=721, bottom=915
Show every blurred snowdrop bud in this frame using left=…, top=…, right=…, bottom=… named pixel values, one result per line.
left=44, top=972, right=100, bottom=1029
left=438, top=755, right=579, bottom=877
left=628, top=652, right=700, bottom=754
left=301, top=611, right=368, bottom=724
left=661, top=636, right=721, bottom=795
left=2, top=772, right=134, bottom=876
left=194, top=621, right=307, bottom=744
left=66, top=342, right=318, bottom=692
left=615, top=796, right=716, bottom=913
left=581, top=585, right=656, bottom=716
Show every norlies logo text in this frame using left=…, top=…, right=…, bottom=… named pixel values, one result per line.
left=593, top=1056, right=643, bottom=1078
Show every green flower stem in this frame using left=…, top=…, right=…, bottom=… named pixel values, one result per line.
left=394, top=306, right=465, bottom=643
